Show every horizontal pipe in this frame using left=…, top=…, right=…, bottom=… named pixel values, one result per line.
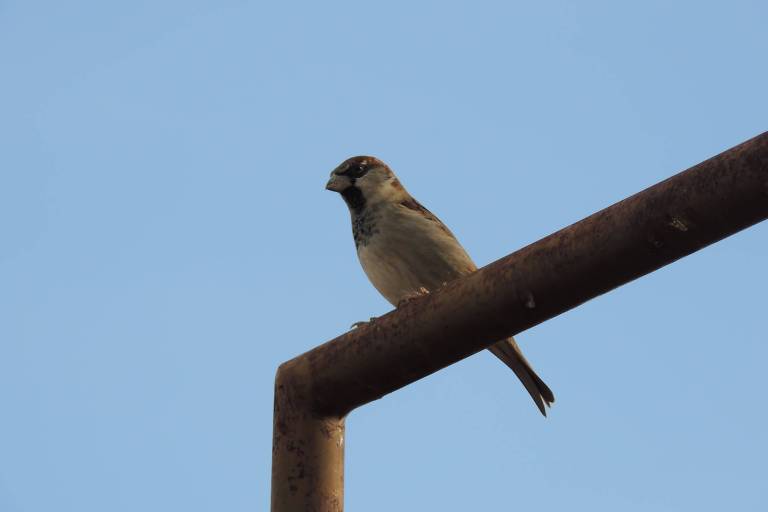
left=272, top=131, right=768, bottom=511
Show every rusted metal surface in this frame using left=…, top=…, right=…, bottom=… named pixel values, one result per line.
left=272, top=131, right=768, bottom=511
left=272, top=361, right=344, bottom=512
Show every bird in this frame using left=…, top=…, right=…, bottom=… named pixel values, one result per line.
left=326, top=155, right=555, bottom=416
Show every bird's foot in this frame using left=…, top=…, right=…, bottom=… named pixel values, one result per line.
left=350, top=317, right=378, bottom=330
left=397, top=287, right=430, bottom=308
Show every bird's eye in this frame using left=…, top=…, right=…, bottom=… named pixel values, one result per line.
left=338, top=163, right=369, bottom=179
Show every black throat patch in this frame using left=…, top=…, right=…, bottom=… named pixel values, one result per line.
left=341, top=184, right=366, bottom=214
left=338, top=181, right=378, bottom=247
left=351, top=206, right=379, bottom=248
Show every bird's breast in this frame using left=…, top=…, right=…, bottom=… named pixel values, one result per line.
left=354, top=207, right=475, bottom=306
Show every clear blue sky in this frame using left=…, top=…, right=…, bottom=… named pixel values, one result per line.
left=2, top=1, right=767, bottom=511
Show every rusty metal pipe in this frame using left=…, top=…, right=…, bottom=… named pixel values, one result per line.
left=272, top=360, right=345, bottom=511
left=272, top=131, right=768, bottom=511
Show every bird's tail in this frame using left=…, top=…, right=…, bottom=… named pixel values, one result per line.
left=488, top=338, right=555, bottom=416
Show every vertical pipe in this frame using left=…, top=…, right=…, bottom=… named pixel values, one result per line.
left=272, top=362, right=345, bottom=512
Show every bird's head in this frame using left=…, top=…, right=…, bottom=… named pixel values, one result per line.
left=326, top=156, right=407, bottom=213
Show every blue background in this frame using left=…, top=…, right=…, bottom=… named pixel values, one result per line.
left=2, top=1, right=767, bottom=510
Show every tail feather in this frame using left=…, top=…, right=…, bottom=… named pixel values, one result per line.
left=488, top=338, right=554, bottom=416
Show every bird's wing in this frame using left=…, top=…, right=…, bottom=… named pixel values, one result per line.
left=398, top=198, right=464, bottom=244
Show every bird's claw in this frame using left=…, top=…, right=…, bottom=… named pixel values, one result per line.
left=397, top=287, right=430, bottom=308
left=350, top=317, right=378, bottom=330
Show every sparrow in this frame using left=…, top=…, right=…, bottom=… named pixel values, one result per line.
left=326, top=155, right=555, bottom=416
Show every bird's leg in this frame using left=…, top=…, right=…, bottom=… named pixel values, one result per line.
left=350, top=317, right=378, bottom=330
left=351, top=287, right=430, bottom=329
left=397, top=286, right=430, bottom=308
